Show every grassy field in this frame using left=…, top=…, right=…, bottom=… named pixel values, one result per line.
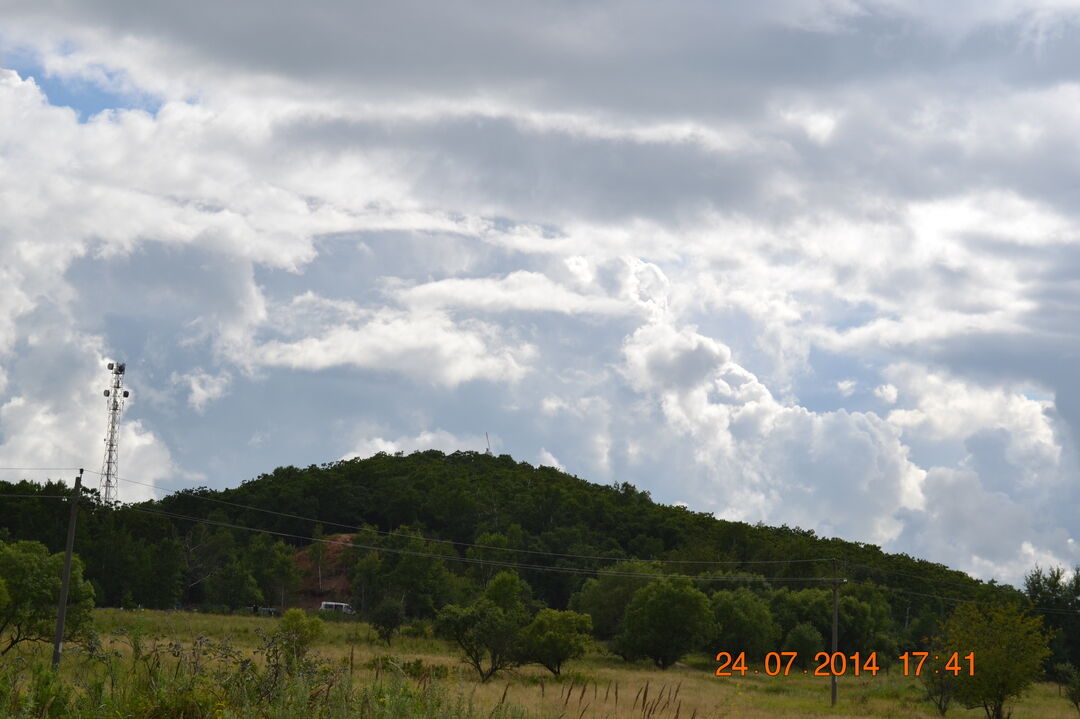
left=1, top=608, right=1077, bottom=718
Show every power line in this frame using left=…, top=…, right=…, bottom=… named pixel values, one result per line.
left=0, top=494, right=70, bottom=500
left=0, top=467, right=82, bottom=472
left=9, top=468, right=1078, bottom=618
left=87, top=469, right=835, bottom=568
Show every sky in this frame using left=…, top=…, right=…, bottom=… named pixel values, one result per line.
left=2, top=0, right=1080, bottom=585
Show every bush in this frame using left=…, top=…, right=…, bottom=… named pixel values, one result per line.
left=272, top=608, right=325, bottom=666
left=371, top=599, right=406, bottom=645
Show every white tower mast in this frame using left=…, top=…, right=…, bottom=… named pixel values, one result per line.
left=100, top=362, right=129, bottom=504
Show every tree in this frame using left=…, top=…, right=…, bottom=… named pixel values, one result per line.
left=520, top=609, right=592, bottom=676
left=782, top=622, right=824, bottom=669
left=770, top=587, right=830, bottom=641
left=921, top=638, right=954, bottom=716
left=569, top=561, right=662, bottom=639
left=204, top=560, right=262, bottom=610
left=484, top=570, right=529, bottom=613
left=436, top=599, right=526, bottom=682
left=1024, top=565, right=1080, bottom=668
left=0, top=540, right=95, bottom=655
left=614, top=577, right=712, bottom=669
left=370, top=599, right=405, bottom=646
left=710, top=587, right=780, bottom=658
left=248, top=535, right=299, bottom=607
left=1063, top=664, right=1080, bottom=716
left=944, top=602, right=1050, bottom=719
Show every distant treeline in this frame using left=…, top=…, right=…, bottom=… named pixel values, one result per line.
left=1, top=450, right=1060, bottom=663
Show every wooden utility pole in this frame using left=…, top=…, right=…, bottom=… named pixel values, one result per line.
left=831, top=558, right=839, bottom=707
left=51, top=468, right=82, bottom=670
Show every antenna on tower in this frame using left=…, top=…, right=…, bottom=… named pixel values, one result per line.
left=100, top=362, right=129, bottom=504
left=484, top=432, right=492, bottom=456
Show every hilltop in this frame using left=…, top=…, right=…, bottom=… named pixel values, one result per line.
left=0, top=449, right=1007, bottom=621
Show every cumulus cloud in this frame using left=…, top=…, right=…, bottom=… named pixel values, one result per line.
left=253, top=305, right=535, bottom=387
left=536, top=448, right=563, bottom=470
left=171, top=369, right=230, bottom=413
left=341, top=428, right=489, bottom=461
left=4, top=0, right=1080, bottom=584
left=874, top=383, right=898, bottom=404
left=393, top=271, right=631, bottom=316
left=621, top=320, right=925, bottom=545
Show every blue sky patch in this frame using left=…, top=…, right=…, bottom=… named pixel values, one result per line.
left=2, top=47, right=160, bottom=121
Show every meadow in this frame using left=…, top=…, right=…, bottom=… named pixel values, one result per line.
left=0, top=609, right=1076, bottom=718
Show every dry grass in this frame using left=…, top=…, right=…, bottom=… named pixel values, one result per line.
left=68, top=609, right=1080, bottom=718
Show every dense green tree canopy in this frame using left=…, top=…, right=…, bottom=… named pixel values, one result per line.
left=519, top=608, right=592, bottom=676
left=0, top=451, right=1038, bottom=666
left=0, top=540, right=95, bottom=655
left=944, top=602, right=1050, bottom=719
left=615, top=577, right=713, bottom=669
left=710, top=587, right=780, bottom=658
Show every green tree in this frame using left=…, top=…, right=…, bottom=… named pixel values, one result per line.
left=520, top=609, right=592, bottom=676
left=944, top=602, right=1050, bottom=719
left=436, top=586, right=528, bottom=682
left=839, top=582, right=897, bottom=656
left=770, top=587, right=830, bottom=641
left=782, top=622, right=824, bottom=669
left=466, top=531, right=515, bottom=586
left=370, top=599, right=405, bottom=646
left=350, top=538, right=384, bottom=615
left=0, top=541, right=95, bottom=655
left=710, top=587, right=780, bottom=657
left=484, top=571, right=529, bottom=612
left=921, top=638, right=954, bottom=716
left=569, top=561, right=661, bottom=639
left=205, top=560, right=262, bottom=610
left=614, top=577, right=712, bottom=669
left=248, top=535, right=299, bottom=607
left=377, top=527, right=456, bottom=617
left=1064, top=664, right=1080, bottom=716
left=1024, top=565, right=1080, bottom=669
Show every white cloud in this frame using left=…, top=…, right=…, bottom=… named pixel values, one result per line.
left=171, top=369, right=230, bottom=413
left=874, top=383, right=898, bottom=404
left=621, top=319, right=926, bottom=545
left=341, top=428, right=488, bottom=460
left=0, top=330, right=179, bottom=504
left=536, top=447, right=563, bottom=469
left=253, top=306, right=535, bottom=387
left=394, top=271, right=631, bottom=316
left=4, top=0, right=1080, bottom=586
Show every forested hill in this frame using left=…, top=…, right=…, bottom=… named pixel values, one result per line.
left=0, top=449, right=1015, bottom=623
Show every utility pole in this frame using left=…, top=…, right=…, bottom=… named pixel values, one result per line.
left=831, top=557, right=840, bottom=707
left=52, top=468, right=82, bottom=670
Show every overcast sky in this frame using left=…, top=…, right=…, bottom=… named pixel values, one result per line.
left=3, top=0, right=1080, bottom=584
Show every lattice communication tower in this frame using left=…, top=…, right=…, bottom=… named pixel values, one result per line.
left=100, top=362, right=129, bottom=504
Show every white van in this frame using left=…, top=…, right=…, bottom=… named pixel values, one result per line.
left=318, top=601, right=355, bottom=615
